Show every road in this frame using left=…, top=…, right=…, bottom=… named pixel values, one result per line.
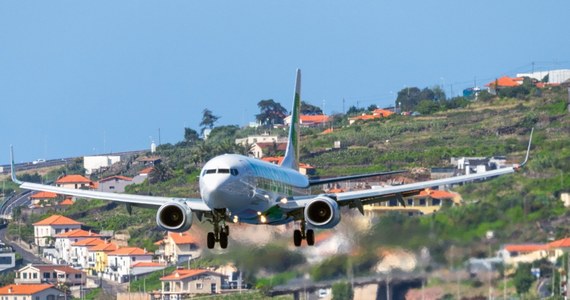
left=0, top=226, right=42, bottom=265
left=0, top=190, right=31, bottom=218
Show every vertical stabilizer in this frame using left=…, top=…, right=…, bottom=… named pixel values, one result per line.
left=280, top=69, right=301, bottom=170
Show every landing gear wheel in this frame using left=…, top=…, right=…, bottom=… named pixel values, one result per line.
left=207, top=232, right=215, bottom=249
left=219, top=232, right=228, bottom=249
left=293, top=230, right=302, bottom=247
left=306, top=229, right=315, bottom=246
left=224, top=225, right=230, bottom=236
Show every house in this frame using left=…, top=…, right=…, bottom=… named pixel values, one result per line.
left=87, top=241, right=119, bottom=276
left=364, top=189, right=462, bottom=216
left=58, top=198, right=74, bottom=206
left=235, top=134, right=285, bottom=146
left=70, top=238, right=105, bottom=270
left=0, top=284, right=62, bottom=299
left=160, top=269, right=227, bottom=298
left=15, top=264, right=85, bottom=286
left=132, top=167, right=153, bottom=184
left=0, top=244, right=16, bottom=272
left=250, top=142, right=287, bottom=159
left=33, top=215, right=83, bottom=248
left=485, top=76, right=524, bottom=94
left=53, top=229, right=100, bottom=265
left=497, top=244, right=551, bottom=266
left=348, top=108, right=394, bottom=125
left=30, top=191, right=59, bottom=207
left=260, top=156, right=316, bottom=176
left=83, top=155, right=121, bottom=175
left=155, top=231, right=201, bottom=264
left=98, top=175, right=133, bottom=193
left=55, top=175, right=94, bottom=190
left=130, top=262, right=167, bottom=279
left=283, top=114, right=330, bottom=127
left=105, top=247, right=153, bottom=282
left=517, top=69, right=570, bottom=84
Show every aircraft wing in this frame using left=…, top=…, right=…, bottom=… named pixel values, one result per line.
left=10, top=148, right=211, bottom=212
left=281, top=128, right=533, bottom=213
left=308, top=170, right=406, bottom=186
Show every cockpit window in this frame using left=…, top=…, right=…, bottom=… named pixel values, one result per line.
left=230, top=169, right=239, bottom=176
left=205, top=169, right=216, bottom=174
left=218, top=169, right=230, bottom=174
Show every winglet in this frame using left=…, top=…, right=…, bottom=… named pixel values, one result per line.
left=280, top=69, right=301, bottom=170
left=516, top=128, right=533, bottom=169
left=10, top=146, right=22, bottom=185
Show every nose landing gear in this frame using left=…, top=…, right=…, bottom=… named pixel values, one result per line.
left=207, top=210, right=230, bottom=249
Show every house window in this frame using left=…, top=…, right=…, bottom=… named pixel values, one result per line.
left=43, top=272, right=50, bottom=279
left=22, top=273, right=28, bottom=279
left=388, top=199, right=398, bottom=206
left=407, top=199, right=414, bottom=206
left=75, top=274, right=82, bottom=279
left=109, top=186, right=115, bottom=190
left=432, top=199, right=441, bottom=206
left=132, top=257, right=136, bottom=262
left=196, top=283, right=203, bottom=289
left=419, top=198, right=426, bottom=206
left=33, top=273, right=37, bottom=279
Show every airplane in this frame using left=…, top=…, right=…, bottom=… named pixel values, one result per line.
left=10, top=69, right=533, bottom=249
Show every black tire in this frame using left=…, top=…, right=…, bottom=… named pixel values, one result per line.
left=207, top=232, right=216, bottom=249
left=219, top=232, right=228, bottom=249
left=224, top=225, right=230, bottom=236
left=293, top=229, right=302, bottom=247
left=306, top=229, right=315, bottom=246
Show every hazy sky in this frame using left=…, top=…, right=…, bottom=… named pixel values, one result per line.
left=1, top=1, right=569, bottom=164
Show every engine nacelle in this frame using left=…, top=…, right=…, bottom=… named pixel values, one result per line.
left=156, top=202, right=193, bottom=232
left=304, top=196, right=341, bottom=229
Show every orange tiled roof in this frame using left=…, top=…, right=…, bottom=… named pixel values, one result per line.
left=139, top=167, right=154, bottom=175
left=548, top=238, right=570, bottom=248
left=300, top=115, right=330, bottom=124
left=72, top=237, right=105, bottom=247
left=99, top=175, right=133, bottom=183
left=418, top=189, right=457, bottom=199
left=132, top=262, right=165, bottom=268
left=34, top=265, right=83, bottom=274
left=485, top=76, right=523, bottom=88
left=321, top=128, right=334, bottom=135
left=30, top=191, right=58, bottom=199
left=160, top=269, right=210, bottom=281
left=55, top=229, right=100, bottom=238
left=89, top=242, right=119, bottom=252
left=108, top=247, right=150, bottom=256
left=504, top=244, right=547, bottom=253
left=372, top=109, right=395, bottom=117
left=59, top=199, right=74, bottom=206
left=56, top=174, right=92, bottom=184
left=33, top=215, right=82, bottom=226
left=168, top=232, right=199, bottom=245
left=0, top=284, right=55, bottom=295
left=328, top=188, right=345, bottom=193
left=350, top=114, right=379, bottom=121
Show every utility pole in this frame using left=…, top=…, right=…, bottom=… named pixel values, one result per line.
left=342, top=98, right=345, bottom=114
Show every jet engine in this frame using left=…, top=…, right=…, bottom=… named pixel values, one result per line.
left=304, top=196, right=341, bottom=229
left=156, top=202, right=193, bottom=232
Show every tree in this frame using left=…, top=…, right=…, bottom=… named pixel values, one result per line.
left=255, top=99, right=287, bottom=126
left=149, top=163, right=173, bottom=184
left=301, top=101, right=323, bottom=115
left=332, top=281, right=353, bottom=300
left=200, top=109, right=220, bottom=135
left=346, top=105, right=366, bottom=116
left=396, top=87, right=421, bottom=111
left=513, top=262, right=535, bottom=295
left=367, top=104, right=378, bottom=112
left=184, top=128, right=200, bottom=144
left=416, top=99, right=440, bottom=115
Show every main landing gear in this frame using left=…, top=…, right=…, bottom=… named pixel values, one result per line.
left=207, top=210, right=230, bottom=249
left=293, top=221, right=315, bottom=247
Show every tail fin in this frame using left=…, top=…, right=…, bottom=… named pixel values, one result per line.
left=280, top=69, right=301, bottom=170
left=10, top=146, right=22, bottom=184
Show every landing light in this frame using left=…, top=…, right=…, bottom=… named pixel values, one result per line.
left=233, top=216, right=239, bottom=223
left=260, top=215, right=267, bottom=223
left=257, top=211, right=262, bottom=216
left=280, top=198, right=288, bottom=204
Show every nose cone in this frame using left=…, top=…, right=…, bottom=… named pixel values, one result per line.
left=200, top=175, right=230, bottom=207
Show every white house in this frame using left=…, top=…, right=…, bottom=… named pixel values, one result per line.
left=105, top=247, right=153, bottom=282
left=84, top=155, right=121, bottom=175
left=98, top=176, right=133, bottom=193
left=33, top=215, right=83, bottom=248
left=517, top=69, right=570, bottom=84
left=54, top=229, right=100, bottom=265
left=70, top=238, right=105, bottom=270
left=235, top=134, right=285, bottom=146
left=155, top=231, right=201, bottom=264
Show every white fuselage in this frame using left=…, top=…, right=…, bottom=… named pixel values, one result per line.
left=199, top=154, right=309, bottom=225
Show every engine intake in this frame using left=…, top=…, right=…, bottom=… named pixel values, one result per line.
left=304, top=196, right=341, bottom=229
left=156, top=202, right=193, bottom=232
